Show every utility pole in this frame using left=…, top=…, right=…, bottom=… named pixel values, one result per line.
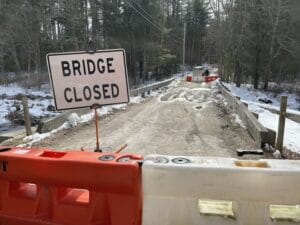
left=182, top=22, right=186, bottom=77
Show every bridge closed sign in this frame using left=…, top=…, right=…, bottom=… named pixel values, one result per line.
left=46, top=49, right=129, bottom=110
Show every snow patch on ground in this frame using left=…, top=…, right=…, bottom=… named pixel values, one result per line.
left=19, top=106, right=117, bottom=147
left=112, top=104, right=127, bottom=110
left=19, top=122, right=70, bottom=147
left=248, top=103, right=300, bottom=153
left=130, top=78, right=180, bottom=104
left=0, top=84, right=52, bottom=97
left=0, top=84, right=58, bottom=128
left=0, top=100, right=10, bottom=124
left=159, top=87, right=214, bottom=104
left=68, top=113, right=81, bottom=127
left=252, top=101, right=300, bottom=116
left=232, top=113, right=247, bottom=129
left=0, top=84, right=25, bottom=96
left=224, top=82, right=299, bottom=111
left=130, top=96, right=144, bottom=104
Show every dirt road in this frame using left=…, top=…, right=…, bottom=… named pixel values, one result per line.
left=34, top=80, right=256, bottom=157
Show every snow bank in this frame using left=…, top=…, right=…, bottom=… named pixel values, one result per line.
left=232, top=113, right=247, bottom=129
left=130, top=96, right=144, bottom=104
left=248, top=103, right=300, bottom=153
left=0, top=83, right=52, bottom=97
left=19, top=106, right=117, bottom=147
left=0, top=84, right=58, bottom=128
left=223, top=82, right=300, bottom=153
left=224, top=83, right=299, bottom=111
left=20, top=122, right=70, bottom=147
left=0, top=84, right=25, bottom=96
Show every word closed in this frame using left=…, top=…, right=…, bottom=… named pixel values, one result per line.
left=47, top=49, right=129, bottom=110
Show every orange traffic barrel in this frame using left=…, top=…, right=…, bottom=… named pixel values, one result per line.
left=0, top=146, right=143, bottom=225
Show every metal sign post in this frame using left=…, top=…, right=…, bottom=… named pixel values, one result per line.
left=92, top=105, right=101, bottom=152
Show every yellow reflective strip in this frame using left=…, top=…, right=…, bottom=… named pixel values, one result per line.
left=198, top=199, right=235, bottom=218
left=270, top=205, right=300, bottom=222
left=235, top=160, right=269, bottom=168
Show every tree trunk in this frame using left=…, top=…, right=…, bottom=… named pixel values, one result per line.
left=253, top=44, right=261, bottom=89
left=129, top=25, right=137, bottom=84
left=0, top=47, right=3, bottom=74
left=191, top=24, right=196, bottom=65
left=234, top=60, right=241, bottom=87
left=27, top=54, right=31, bottom=89
left=199, top=32, right=202, bottom=65
left=9, top=37, right=22, bottom=72
left=264, top=0, right=281, bottom=91
left=83, top=0, right=88, bottom=43
left=35, top=45, right=42, bottom=87
left=91, top=0, right=98, bottom=42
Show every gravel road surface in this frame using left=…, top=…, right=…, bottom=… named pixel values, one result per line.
left=33, top=81, right=257, bottom=157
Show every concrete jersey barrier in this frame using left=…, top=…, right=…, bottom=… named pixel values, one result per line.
left=37, top=108, right=90, bottom=133
left=218, top=82, right=274, bottom=147
left=142, top=154, right=300, bottom=225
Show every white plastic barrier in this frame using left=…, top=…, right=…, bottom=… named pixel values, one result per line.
left=142, top=155, right=300, bottom=225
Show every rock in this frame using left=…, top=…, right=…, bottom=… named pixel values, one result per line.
left=263, top=143, right=276, bottom=153
left=1, top=93, right=7, bottom=99
left=47, top=105, right=56, bottom=112
left=27, top=94, right=37, bottom=100
left=67, top=113, right=80, bottom=128
left=258, top=98, right=273, bottom=104
left=273, top=150, right=282, bottom=159
left=15, top=93, right=23, bottom=100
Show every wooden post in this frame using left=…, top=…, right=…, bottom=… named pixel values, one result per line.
left=21, top=97, right=32, bottom=136
left=276, top=96, right=287, bottom=152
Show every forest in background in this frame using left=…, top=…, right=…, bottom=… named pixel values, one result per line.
left=0, top=0, right=299, bottom=90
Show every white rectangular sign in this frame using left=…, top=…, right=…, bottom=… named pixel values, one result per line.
left=46, top=49, right=129, bottom=110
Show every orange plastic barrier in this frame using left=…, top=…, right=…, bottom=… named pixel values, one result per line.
left=186, top=75, right=192, bottom=82
left=0, top=146, right=143, bottom=225
left=204, top=75, right=219, bottom=82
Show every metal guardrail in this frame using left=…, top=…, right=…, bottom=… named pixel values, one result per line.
left=130, top=77, right=175, bottom=97
left=261, top=106, right=300, bottom=123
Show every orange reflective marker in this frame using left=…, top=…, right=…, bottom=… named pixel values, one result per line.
left=0, top=146, right=143, bottom=225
